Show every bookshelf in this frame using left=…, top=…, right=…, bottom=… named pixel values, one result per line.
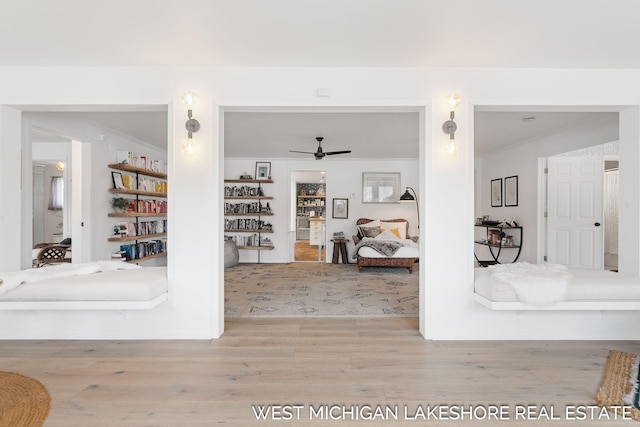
left=224, top=179, right=274, bottom=262
left=108, top=162, right=168, bottom=263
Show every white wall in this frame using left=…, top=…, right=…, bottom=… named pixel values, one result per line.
left=1, top=66, right=640, bottom=340
left=475, top=114, right=619, bottom=264
left=225, top=158, right=420, bottom=263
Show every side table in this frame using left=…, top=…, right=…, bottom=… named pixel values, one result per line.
left=331, top=238, right=350, bottom=264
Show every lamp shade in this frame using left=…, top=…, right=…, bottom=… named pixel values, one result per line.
left=399, top=188, right=415, bottom=202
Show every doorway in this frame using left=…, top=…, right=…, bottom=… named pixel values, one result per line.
left=292, top=171, right=326, bottom=262
left=31, top=127, right=73, bottom=263
left=545, top=150, right=619, bottom=270
left=604, top=160, right=619, bottom=271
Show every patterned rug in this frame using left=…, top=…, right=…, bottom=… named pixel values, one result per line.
left=0, top=372, right=50, bottom=427
left=224, top=262, right=419, bottom=317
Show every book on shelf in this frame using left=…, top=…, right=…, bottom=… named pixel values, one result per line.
left=117, top=151, right=133, bottom=165
left=115, top=151, right=168, bottom=174
left=111, top=251, right=127, bottom=261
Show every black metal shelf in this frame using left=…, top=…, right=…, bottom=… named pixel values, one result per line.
left=474, top=224, right=523, bottom=266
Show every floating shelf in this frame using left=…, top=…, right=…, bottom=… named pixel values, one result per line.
left=108, top=233, right=167, bottom=242
left=224, top=212, right=273, bottom=216
left=108, top=212, right=167, bottom=218
left=224, top=229, right=274, bottom=233
left=224, top=196, right=273, bottom=200
left=126, top=252, right=167, bottom=263
left=108, top=163, right=167, bottom=179
left=109, top=188, right=167, bottom=198
left=224, top=179, right=273, bottom=184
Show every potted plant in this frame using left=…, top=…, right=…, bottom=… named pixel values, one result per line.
left=111, top=197, right=130, bottom=213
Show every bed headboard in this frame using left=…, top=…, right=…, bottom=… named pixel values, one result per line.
left=356, top=218, right=410, bottom=238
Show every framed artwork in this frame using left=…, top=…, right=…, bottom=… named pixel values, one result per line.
left=111, top=171, right=125, bottom=189
left=362, top=172, right=401, bottom=203
left=255, top=162, right=271, bottom=180
left=491, top=178, right=503, bottom=207
left=505, top=175, right=518, bottom=207
left=332, top=198, right=349, bottom=219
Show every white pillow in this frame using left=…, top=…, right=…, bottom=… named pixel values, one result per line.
left=380, top=221, right=407, bottom=240
left=360, top=219, right=381, bottom=229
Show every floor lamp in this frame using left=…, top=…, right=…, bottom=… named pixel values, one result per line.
left=400, top=187, right=419, bottom=230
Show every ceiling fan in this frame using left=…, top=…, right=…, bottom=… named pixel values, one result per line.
left=290, top=137, right=351, bottom=160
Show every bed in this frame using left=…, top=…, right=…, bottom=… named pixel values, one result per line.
left=474, top=263, right=640, bottom=310
left=0, top=261, right=168, bottom=310
left=352, top=218, right=419, bottom=273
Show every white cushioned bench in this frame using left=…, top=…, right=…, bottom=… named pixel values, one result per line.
left=0, top=262, right=168, bottom=310
left=474, top=266, right=640, bottom=311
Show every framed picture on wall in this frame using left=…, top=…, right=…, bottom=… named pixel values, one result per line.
left=255, top=162, right=271, bottom=180
left=332, top=198, right=349, bottom=219
left=491, top=178, right=502, bottom=207
left=111, top=171, right=125, bottom=189
left=504, top=175, right=518, bottom=207
left=362, top=172, right=401, bottom=203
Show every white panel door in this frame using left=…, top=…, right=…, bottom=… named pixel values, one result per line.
left=547, top=156, right=604, bottom=269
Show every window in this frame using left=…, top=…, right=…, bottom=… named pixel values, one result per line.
left=48, top=176, right=64, bottom=210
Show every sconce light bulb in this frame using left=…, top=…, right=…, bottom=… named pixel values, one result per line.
left=444, top=140, right=459, bottom=157
left=55, top=161, right=65, bottom=171
left=182, top=91, right=197, bottom=107
left=446, top=93, right=461, bottom=110
left=181, top=139, right=195, bottom=155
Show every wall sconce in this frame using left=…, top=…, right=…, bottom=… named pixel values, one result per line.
left=400, top=186, right=420, bottom=230
left=55, top=161, right=65, bottom=171
left=181, top=91, right=200, bottom=155
left=442, top=93, right=460, bottom=157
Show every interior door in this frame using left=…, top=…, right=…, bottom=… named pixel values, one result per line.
left=547, top=156, right=604, bottom=268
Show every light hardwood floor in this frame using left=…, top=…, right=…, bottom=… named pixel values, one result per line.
left=294, top=240, right=325, bottom=262
left=1, top=318, right=639, bottom=426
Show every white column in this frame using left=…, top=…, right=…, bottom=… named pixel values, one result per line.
left=618, top=107, right=640, bottom=276
left=0, top=106, right=23, bottom=271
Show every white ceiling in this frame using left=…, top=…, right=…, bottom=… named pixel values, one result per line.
left=224, top=111, right=419, bottom=159
left=2, top=0, right=639, bottom=69
left=29, top=108, right=619, bottom=158
left=9, top=0, right=634, bottom=156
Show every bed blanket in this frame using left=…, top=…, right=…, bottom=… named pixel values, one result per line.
left=487, top=262, right=571, bottom=306
left=352, top=237, right=418, bottom=259
left=0, top=261, right=141, bottom=295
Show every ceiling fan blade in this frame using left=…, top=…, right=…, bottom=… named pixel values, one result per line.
left=325, top=150, right=352, bottom=155
left=289, top=150, right=316, bottom=154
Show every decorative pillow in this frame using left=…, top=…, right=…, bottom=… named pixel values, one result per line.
left=380, top=221, right=407, bottom=239
left=388, top=228, right=401, bottom=239
left=357, top=220, right=382, bottom=238
left=375, top=230, right=401, bottom=240
left=360, top=226, right=382, bottom=238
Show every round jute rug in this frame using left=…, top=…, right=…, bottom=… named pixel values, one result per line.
left=0, top=371, right=51, bottom=427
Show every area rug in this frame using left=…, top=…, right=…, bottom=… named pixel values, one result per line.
left=595, top=350, right=640, bottom=421
left=225, top=262, right=418, bottom=317
left=0, top=372, right=50, bottom=427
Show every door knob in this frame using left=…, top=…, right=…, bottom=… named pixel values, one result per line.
left=594, top=222, right=601, bottom=227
